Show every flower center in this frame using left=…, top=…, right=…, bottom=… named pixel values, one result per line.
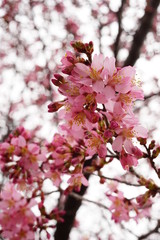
left=73, top=112, right=85, bottom=126
left=119, top=94, right=132, bottom=105
left=90, top=68, right=101, bottom=80
left=88, top=136, right=100, bottom=149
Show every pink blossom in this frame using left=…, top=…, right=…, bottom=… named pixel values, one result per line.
left=112, top=124, right=147, bottom=152
left=120, top=152, right=138, bottom=170
left=67, top=173, right=88, bottom=191
left=107, top=192, right=130, bottom=222
left=11, top=135, right=26, bottom=147
left=101, top=56, right=116, bottom=82
left=111, top=66, right=136, bottom=94
left=0, top=183, right=37, bottom=239
left=85, top=132, right=107, bottom=158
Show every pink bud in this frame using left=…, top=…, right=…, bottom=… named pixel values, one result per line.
left=104, top=130, right=113, bottom=138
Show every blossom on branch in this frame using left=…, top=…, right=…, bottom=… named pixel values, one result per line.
left=0, top=40, right=155, bottom=240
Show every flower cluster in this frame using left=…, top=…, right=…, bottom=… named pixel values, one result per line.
left=0, top=41, right=151, bottom=238
left=106, top=182, right=151, bottom=223
left=0, top=126, right=88, bottom=192
left=107, top=190, right=150, bottom=223
left=0, top=126, right=46, bottom=188
left=0, top=183, right=66, bottom=240
left=49, top=41, right=147, bottom=170
left=0, top=183, right=36, bottom=240
left=43, top=133, right=87, bottom=192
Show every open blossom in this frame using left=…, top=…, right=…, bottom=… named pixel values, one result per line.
left=67, top=173, right=88, bottom=192
left=117, top=86, right=144, bottom=110
left=112, top=124, right=147, bottom=153
left=0, top=183, right=37, bottom=240
left=108, top=192, right=130, bottom=222
left=85, top=131, right=107, bottom=158
left=120, top=151, right=138, bottom=170
left=119, top=141, right=143, bottom=169
left=73, top=54, right=107, bottom=92
left=108, top=66, right=136, bottom=94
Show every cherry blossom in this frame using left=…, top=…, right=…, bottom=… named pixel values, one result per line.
left=0, top=41, right=157, bottom=239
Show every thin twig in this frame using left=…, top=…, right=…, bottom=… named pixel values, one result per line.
left=144, top=144, right=159, bottom=176
left=92, top=173, right=141, bottom=187
left=69, top=192, right=109, bottom=210
left=129, top=167, right=141, bottom=179
left=144, top=91, right=160, bottom=100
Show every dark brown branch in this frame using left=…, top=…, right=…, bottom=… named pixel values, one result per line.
left=129, top=167, right=141, bottom=179
left=124, top=0, right=160, bottom=66
left=114, top=0, right=126, bottom=58
left=134, top=92, right=160, bottom=113
left=144, top=91, right=160, bottom=100
left=54, top=184, right=88, bottom=240
left=54, top=155, right=97, bottom=240
left=138, top=220, right=160, bottom=240
left=143, top=144, right=159, bottom=176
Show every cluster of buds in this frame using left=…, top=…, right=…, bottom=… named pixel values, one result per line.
left=0, top=126, right=46, bottom=187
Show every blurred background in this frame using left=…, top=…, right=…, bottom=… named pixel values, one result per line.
left=0, top=0, right=160, bottom=239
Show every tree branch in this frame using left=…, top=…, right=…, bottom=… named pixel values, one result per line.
left=92, top=173, right=141, bottom=187
left=54, top=155, right=97, bottom=240
left=69, top=192, right=109, bottom=210
left=144, top=91, right=160, bottom=100
left=114, top=0, right=126, bottom=58
left=124, top=0, right=160, bottom=66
